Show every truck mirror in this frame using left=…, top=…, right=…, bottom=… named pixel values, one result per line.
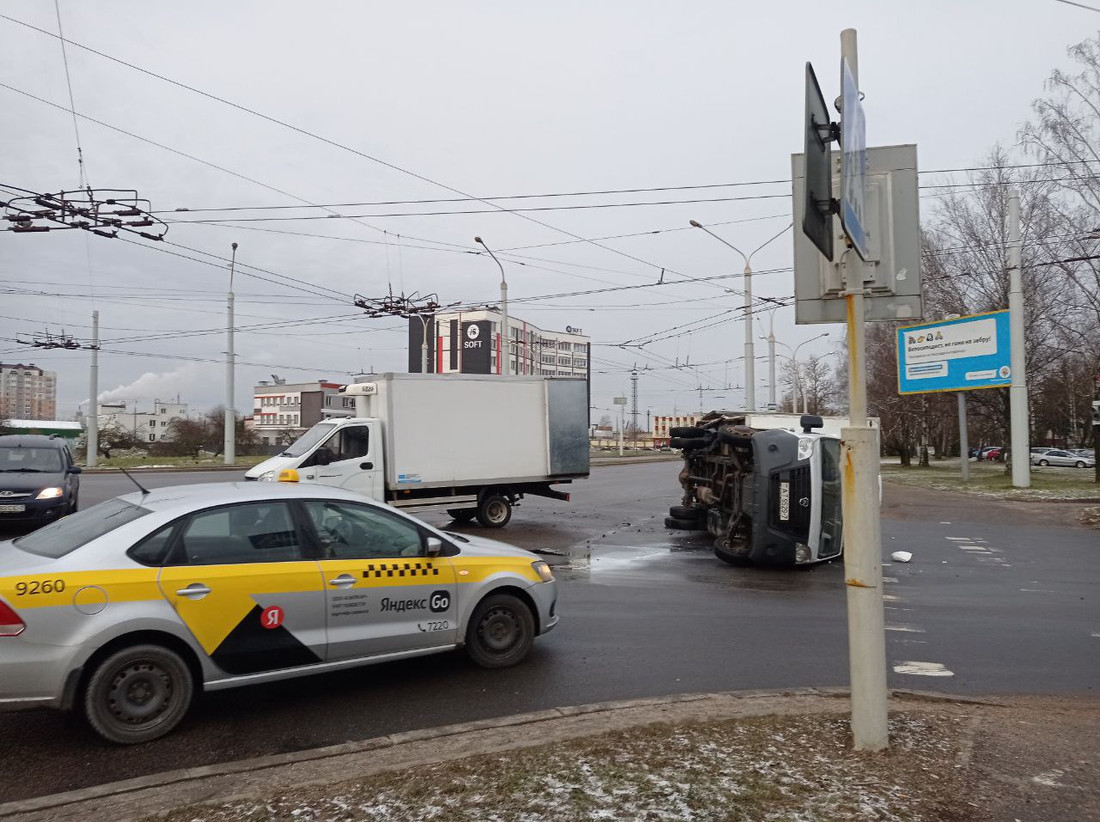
left=800, top=415, right=824, bottom=433
left=313, top=447, right=334, bottom=466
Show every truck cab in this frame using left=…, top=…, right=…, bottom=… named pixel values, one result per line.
left=247, top=419, right=384, bottom=500
left=667, top=413, right=843, bottom=566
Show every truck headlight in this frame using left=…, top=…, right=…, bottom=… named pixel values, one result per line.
left=797, top=437, right=815, bottom=461
left=36, top=487, right=64, bottom=500
left=795, top=543, right=812, bottom=564
left=531, top=560, right=554, bottom=582
left=257, top=470, right=277, bottom=482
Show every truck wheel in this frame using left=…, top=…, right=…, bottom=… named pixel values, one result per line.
left=670, top=436, right=710, bottom=451
left=665, top=516, right=705, bottom=531
left=670, top=426, right=706, bottom=438
left=477, top=494, right=512, bottom=528
left=465, top=593, right=535, bottom=668
left=83, top=644, right=194, bottom=745
left=669, top=505, right=704, bottom=520
left=714, top=547, right=751, bottom=566
left=447, top=509, right=477, bottom=523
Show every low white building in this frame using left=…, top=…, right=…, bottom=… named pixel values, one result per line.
left=252, top=379, right=352, bottom=445
left=97, top=400, right=189, bottom=443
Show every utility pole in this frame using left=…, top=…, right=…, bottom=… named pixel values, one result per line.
left=958, top=394, right=970, bottom=482
left=767, top=317, right=777, bottom=410
left=86, top=310, right=99, bottom=467
left=630, top=367, right=639, bottom=449
left=1007, top=191, right=1030, bottom=488
left=838, top=28, right=889, bottom=752
left=224, top=242, right=237, bottom=466
left=474, top=237, right=509, bottom=376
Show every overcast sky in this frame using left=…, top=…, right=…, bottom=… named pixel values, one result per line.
left=0, top=1, right=1093, bottom=424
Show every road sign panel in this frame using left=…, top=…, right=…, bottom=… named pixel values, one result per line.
left=896, top=311, right=1012, bottom=395
left=802, top=62, right=835, bottom=262
left=840, top=57, right=868, bottom=261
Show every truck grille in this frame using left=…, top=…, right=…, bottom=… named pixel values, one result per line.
left=770, top=466, right=811, bottom=537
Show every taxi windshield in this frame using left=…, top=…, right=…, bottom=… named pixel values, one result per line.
left=14, top=498, right=152, bottom=558
left=283, top=423, right=337, bottom=458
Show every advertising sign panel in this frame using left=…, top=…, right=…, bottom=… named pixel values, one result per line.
left=896, top=311, right=1011, bottom=395
left=460, top=320, right=492, bottom=374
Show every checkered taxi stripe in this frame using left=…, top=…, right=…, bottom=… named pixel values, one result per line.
left=362, top=562, right=440, bottom=579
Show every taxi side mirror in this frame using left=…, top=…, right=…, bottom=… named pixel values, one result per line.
left=425, top=537, right=442, bottom=558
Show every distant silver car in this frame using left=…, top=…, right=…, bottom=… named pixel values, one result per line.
left=0, top=480, right=558, bottom=744
left=1030, top=449, right=1095, bottom=468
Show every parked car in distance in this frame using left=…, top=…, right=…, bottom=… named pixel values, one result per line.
left=1030, top=448, right=1096, bottom=468
left=0, top=435, right=81, bottom=527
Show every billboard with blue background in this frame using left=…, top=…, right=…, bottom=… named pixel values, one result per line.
left=896, top=310, right=1012, bottom=395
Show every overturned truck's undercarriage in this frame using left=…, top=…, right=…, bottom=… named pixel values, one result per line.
left=665, top=412, right=759, bottom=564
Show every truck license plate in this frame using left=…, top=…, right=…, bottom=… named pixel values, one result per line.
left=778, top=482, right=790, bottom=521
left=0, top=504, right=26, bottom=513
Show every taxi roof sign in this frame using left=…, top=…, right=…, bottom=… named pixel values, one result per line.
left=277, top=469, right=300, bottom=483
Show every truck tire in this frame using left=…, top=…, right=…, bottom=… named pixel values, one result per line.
left=669, top=426, right=706, bottom=438
left=669, top=505, right=704, bottom=520
left=664, top=516, right=706, bottom=531
left=714, top=547, right=751, bottom=566
left=447, top=509, right=477, bottom=523
left=465, top=593, right=535, bottom=668
left=83, top=644, right=194, bottom=745
left=670, top=436, right=710, bottom=451
left=477, top=494, right=512, bottom=528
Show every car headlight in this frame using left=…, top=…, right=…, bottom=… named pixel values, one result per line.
left=36, top=487, right=64, bottom=500
left=257, top=470, right=277, bottom=482
left=797, top=437, right=815, bottom=461
left=531, top=560, right=554, bottom=582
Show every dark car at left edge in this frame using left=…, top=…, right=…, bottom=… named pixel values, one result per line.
left=0, top=435, right=81, bottom=527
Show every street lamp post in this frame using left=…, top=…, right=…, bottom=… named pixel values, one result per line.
left=773, top=333, right=829, bottom=413
left=474, top=236, right=509, bottom=376
left=688, top=221, right=792, bottom=412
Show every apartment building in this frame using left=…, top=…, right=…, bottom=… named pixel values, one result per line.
left=252, top=379, right=353, bottom=445
left=0, top=363, right=57, bottom=421
left=97, top=400, right=189, bottom=443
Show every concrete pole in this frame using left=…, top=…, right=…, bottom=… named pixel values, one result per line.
left=419, top=315, right=430, bottom=374
left=86, top=310, right=99, bottom=467
left=1007, top=191, right=1030, bottom=488
left=224, top=242, right=237, bottom=465
left=744, top=262, right=755, bottom=411
left=839, top=27, right=889, bottom=752
left=958, top=393, right=969, bottom=482
left=768, top=317, right=777, bottom=410
left=474, top=237, right=509, bottom=376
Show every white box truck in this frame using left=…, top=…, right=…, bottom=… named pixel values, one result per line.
left=246, top=373, right=590, bottom=527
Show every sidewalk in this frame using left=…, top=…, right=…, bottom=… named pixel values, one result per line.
left=3, top=689, right=1096, bottom=822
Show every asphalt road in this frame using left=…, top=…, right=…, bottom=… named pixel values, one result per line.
left=0, top=463, right=1096, bottom=802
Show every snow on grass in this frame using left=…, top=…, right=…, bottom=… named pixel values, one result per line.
left=159, top=713, right=974, bottom=822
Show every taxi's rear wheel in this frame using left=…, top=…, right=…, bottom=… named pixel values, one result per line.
left=465, top=593, right=534, bottom=668
left=83, top=644, right=194, bottom=744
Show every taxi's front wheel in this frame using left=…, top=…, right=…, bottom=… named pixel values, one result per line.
left=83, top=644, right=194, bottom=744
left=465, top=594, right=535, bottom=668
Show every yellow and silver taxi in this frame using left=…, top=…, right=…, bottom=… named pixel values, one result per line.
left=0, top=479, right=558, bottom=744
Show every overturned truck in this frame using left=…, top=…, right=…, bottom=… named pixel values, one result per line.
left=665, top=413, right=844, bottom=566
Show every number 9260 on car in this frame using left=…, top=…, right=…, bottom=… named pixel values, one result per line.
left=0, top=481, right=558, bottom=744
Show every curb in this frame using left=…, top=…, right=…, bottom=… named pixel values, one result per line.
left=0, top=687, right=990, bottom=822
left=80, top=465, right=252, bottom=475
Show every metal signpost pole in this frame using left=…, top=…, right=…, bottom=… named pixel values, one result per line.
left=958, top=394, right=969, bottom=482
left=1007, top=191, right=1030, bottom=488
left=224, top=242, right=237, bottom=466
left=839, top=28, right=889, bottom=752
left=86, top=310, right=99, bottom=467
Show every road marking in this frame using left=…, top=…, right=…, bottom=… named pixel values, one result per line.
left=944, top=537, right=971, bottom=541
left=885, top=623, right=926, bottom=633
left=1020, top=588, right=1055, bottom=593
left=893, top=661, right=954, bottom=677
left=939, top=521, right=951, bottom=524
left=1091, top=632, right=1100, bottom=638
left=883, top=594, right=902, bottom=602
left=882, top=576, right=898, bottom=583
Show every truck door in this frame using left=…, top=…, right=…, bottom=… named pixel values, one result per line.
left=300, top=423, right=383, bottom=501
